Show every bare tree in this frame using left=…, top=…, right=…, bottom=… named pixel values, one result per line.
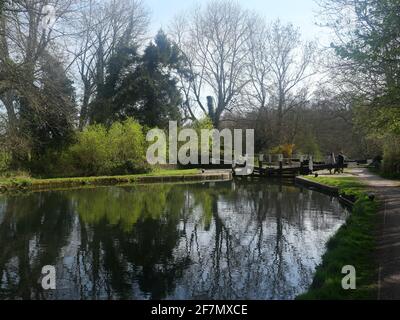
left=170, top=0, right=258, bottom=127
left=245, top=19, right=271, bottom=111
left=72, top=0, right=150, bottom=129
left=0, top=0, right=79, bottom=129
left=247, top=20, right=317, bottom=144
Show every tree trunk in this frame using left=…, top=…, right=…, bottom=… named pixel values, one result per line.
left=276, top=91, right=285, bottom=145
left=2, top=93, right=17, bottom=130
left=79, top=81, right=91, bottom=130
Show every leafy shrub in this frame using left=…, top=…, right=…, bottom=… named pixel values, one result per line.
left=382, top=135, right=400, bottom=175
left=191, top=117, right=214, bottom=132
left=107, top=118, right=147, bottom=174
left=295, top=131, right=323, bottom=161
left=270, top=144, right=295, bottom=158
left=68, top=124, right=109, bottom=176
left=68, top=118, right=148, bottom=176
left=189, top=117, right=214, bottom=155
left=0, top=150, right=11, bottom=173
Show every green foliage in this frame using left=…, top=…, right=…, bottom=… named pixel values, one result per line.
left=68, top=124, right=109, bottom=176
left=0, top=150, right=11, bottom=173
left=332, top=0, right=400, bottom=101
left=108, top=118, right=147, bottom=173
left=68, top=118, right=148, bottom=176
left=295, top=130, right=322, bottom=160
left=382, top=136, right=400, bottom=175
left=75, top=185, right=179, bottom=232
left=354, top=105, right=400, bottom=137
left=354, top=105, right=400, bottom=175
left=191, top=117, right=214, bottom=132
left=328, top=0, right=400, bottom=171
left=193, top=190, right=214, bottom=230
left=0, top=169, right=200, bottom=192
left=190, top=117, right=214, bottom=153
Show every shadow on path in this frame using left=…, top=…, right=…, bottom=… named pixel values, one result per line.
left=351, top=168, right=400, bottom=300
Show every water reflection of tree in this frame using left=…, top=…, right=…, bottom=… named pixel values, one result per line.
left=67, top=185, right=188, bottom=299
left=176, top=180, right=346, bottom=299
left=0, top=193, right=74, bottom=299
left=0, top=181, right=347, bottom=300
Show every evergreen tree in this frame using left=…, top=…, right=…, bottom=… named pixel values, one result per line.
left=91, top=30, right=185, bottom=129
left=19, top=53, right=77, bottom=162
left=90, top=46, right=140, bottom=125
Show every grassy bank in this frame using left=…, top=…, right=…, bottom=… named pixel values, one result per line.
left=0, top=169, right=206, bottom=192
left=368, top=167, right=400, bottom=180
left=297, top=176, right=378, bottom=300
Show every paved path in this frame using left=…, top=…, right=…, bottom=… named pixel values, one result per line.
left=349, top=168, right=400, bottom=300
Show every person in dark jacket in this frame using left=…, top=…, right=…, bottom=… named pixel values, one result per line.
left=337, top=152, right=345, bottom=174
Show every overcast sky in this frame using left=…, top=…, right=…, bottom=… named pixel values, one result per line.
left=146, top=0, right=329, bottom=43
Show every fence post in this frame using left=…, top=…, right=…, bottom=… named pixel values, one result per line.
left=309, top=155, right=314, bottom=173
left=259, top=154, right=264, bottom=174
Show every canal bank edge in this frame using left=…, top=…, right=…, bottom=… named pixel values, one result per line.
left=295, top=176, right=357, bottom=208
left=295, top=175, right=378, bottom=300
left=295, top=176, right=339, bottom=194
left=0, top=171, right=233, bottom=194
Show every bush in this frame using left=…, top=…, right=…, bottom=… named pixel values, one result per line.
left=107, top=118, right=147, bottom=174
left=0, top=150, right=11, bottom=173
left=382, top=135, right=400, bottom=175
left=270, top=144, right=295, bottom=158
left=68, top=124, right=109, bottom=176
left=68, top=118, right=148, bottom=176
left=189, top=117, right=214, bottom=155
left=295, top=131, right=322, bottom=161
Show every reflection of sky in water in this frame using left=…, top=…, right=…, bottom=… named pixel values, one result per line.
left=169, top=187, right=346, bottom=300
left=0, top=181, right=348, bottom=300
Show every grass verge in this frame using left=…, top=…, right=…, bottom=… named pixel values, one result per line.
left=297, top=176, right=378, bottom=300
left=368, top=167, right=400, bottom=180
left=0, top=169, right=202, bottom=192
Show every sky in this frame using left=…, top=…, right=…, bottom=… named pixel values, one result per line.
left=145, top=0, right=330, bottom=109
left=146, top=0, right=330, bottom=43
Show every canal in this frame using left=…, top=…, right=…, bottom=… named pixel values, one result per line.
left=0, top=180, right=348, bottom=300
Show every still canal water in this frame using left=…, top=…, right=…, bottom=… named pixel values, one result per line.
left=0, top=180, right=348, bottom=300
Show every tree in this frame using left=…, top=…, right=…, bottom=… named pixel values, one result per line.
left=24, top=53, right=76, bottom=154
left=247, top=20, right=317, bottom=145
left=319, top=0, right=400, bottom=127
left=319, top=0, right=400, bottom=171
left=170, top=0, right=257, bottom=127
left=91, top=30, right=185, bottom=129
left=0, top=0, right=5, bottom=15
left=72, top=0, right=150, bottom=129
left=0, top=0, right=78, bottom=168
